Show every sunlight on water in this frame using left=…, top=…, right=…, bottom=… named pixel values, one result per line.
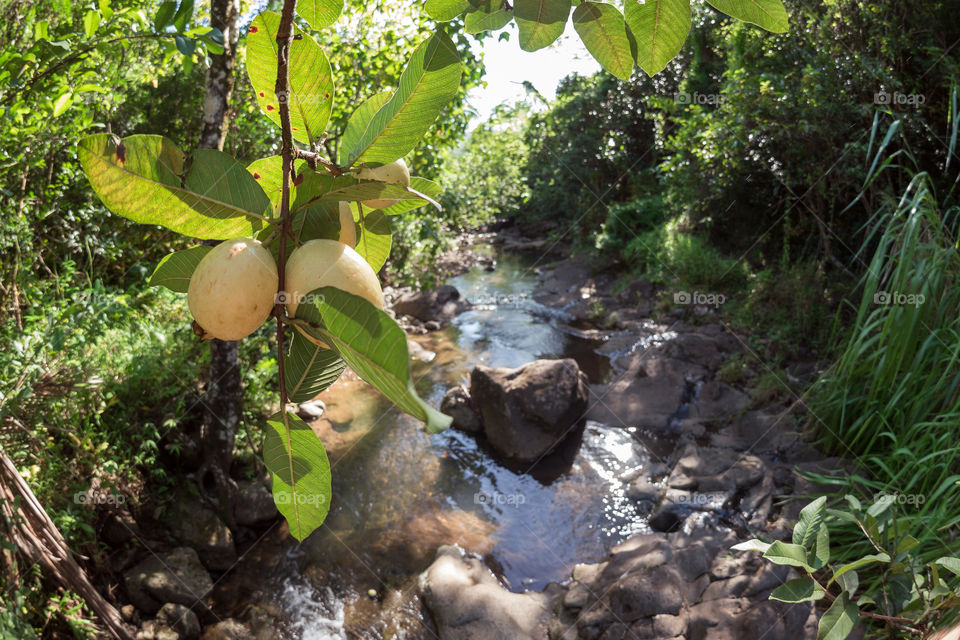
left=281, top=578, right=346, bottom=640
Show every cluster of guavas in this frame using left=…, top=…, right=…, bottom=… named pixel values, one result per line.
left=185, top=159, right=409, bottom=341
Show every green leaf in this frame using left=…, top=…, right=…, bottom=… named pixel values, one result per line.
left=298, top=0, right=343, bottom=29
left=148, top=245, right=211, bottom=292
left=624, top=0, right=690, bottom=76
left=263, top=411, right=332, bottom=541
left=284, top=332, right=346, bottom=403
left=343, top=31, right=461, bottom=165
left=79, top=134, right=270, bottom=240
left=572, top=2, right=634, bottom=81
left=514, top=0, right=571, bottom=51
left=704, top=0, right=788, bottom=33
left=817, top=592, right=859, bottom=640
left=154, top=1, right=177, bottom=31
left=53, top=92, right=73, bottom=117
left=829, top=553, right=890, bottom=586
left=895, top=535, right=920, bottom=557
left=295, top=287, right=452, bottom=433
left=769, top=577, right=825, bottom=603
left=793, top=497, right=829, bottom=569
left=465, top=5, right=513, bottom=33
left=731, top=539, right=772, bottom=553
left=425, top=0, right=472, bottom=20
left=763, top=541, right=813, bottom=571
left=836, top=570, right=859, bottom=598
left=377, top=177, right=443, bottom=215
left=83, top=10, right=101, bottom=38
left=246, top=11, right=334, bottom=145
left=354, top=208, right=392, bottom=273
left=174, top=35, right=195, bottom=57
left=172, top=0, right=194, bottom=32
left=339, top=92, right=394, bottom=166
left=935, top=557, right=960, bottom=577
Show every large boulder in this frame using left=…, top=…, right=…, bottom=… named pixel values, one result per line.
left=124, top=547, right=213, bottom=614
left=163, top=489, right=237, bottom=571
left=469, top=359, right=589, bottom=463
left=419, top=545, right=555, bottom=640
left=393, top=285, right=470, bottom=326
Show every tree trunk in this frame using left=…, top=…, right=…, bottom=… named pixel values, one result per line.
left=197, top=0, right=243, bottom=525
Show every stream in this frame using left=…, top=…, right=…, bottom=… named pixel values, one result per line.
left=216, top=252, right=675, bottom=639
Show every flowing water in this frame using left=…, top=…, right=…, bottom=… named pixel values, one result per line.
left=218, top=253, right=672, bottom=639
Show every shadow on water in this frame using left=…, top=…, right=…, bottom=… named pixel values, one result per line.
left=224, top=253, right=658, bottom=639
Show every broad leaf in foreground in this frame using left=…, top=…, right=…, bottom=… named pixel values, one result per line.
left=514, top=0, right=571, bottom=51
left=343, top=31, right=461, bottom=165
left=149, top=246, right=211, bottom=292
left=705, top=0, right=788, bottom=33
left=377, top=177, right=443, bottom=216
left=465, top=4, right=513, bottom=34
left=425, top=0, right=472, bottom=21
left=263, top=412, right=332, bottom=541
left=298, top=0, right=343, bottom=29
left=284, top=332, right=346, bottom=403
left=79, top=134, right=270, bottom=240
left=763, top=541, right=814, bottom=571
left=353, top=209, right=392, bottom=273
left=624, top=0, right=690, bottom=76
left=817, top=592, right=858, bottom=640
left=339, top=92, right=393, bottom=166
left=295, top=287, right=452, bottom=433
left=246, top=11, right=334, bottom=145
left=769, top=577, right=826, bottom=603
left=573, top=2, right=634, bottom=81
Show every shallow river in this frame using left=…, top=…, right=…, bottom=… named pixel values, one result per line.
left=217, top=253, right=670, bottom=639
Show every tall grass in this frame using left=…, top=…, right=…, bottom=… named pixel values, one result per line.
left=808, top=115, right=960, bottom=566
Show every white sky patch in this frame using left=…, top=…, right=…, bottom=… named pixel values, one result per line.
left=467, top=23, right=601, bottom=123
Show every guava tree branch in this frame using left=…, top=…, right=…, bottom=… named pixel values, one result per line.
left=274, top=0, right=298, bottom=415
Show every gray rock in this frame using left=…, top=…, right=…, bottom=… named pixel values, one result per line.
left=608, top=565, right=684, bottom=621
left=124, top=547, right=213, bottom=614
left=690, top=381, right=750, bottom=420
left=164, top=491, right=237, bottom=571
left=155, top=625, right=181, bottom=640
left=587, top=356, right=699, bottom=428
left=441, top=385, right=483, bottom=434
left=393, top=285, right=469, bottom=325
left=157, top=603, right=200, bottom=640
left=200, top=619, right=254, bottom=640
left=469, top=359, right=588, bottom=463
left=626, top=478, right=663, bottom=503
left=234, top=481, right=276, bottom=527
left=419, top=545, right=554, bottom=640
left=295, top=400, right=325, bottom=421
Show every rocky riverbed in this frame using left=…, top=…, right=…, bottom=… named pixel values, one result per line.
left=110, top=230, right=839, bottom=640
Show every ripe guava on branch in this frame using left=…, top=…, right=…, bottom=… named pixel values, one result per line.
left=284, top=239, right=384, bottom=345
left=338, top=201, right=357, bottom=248
left=356, top=158, right=410, bottom=209
left=187, top=238, right=278, bottom=341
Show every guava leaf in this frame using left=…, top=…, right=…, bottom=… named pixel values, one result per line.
left=465, top=4, right=513, bottom=33
left=284, top=332, right=346, bottom=402
left=514, top=0, right=571, bottom=51
left=425, top=0, right=472, bottom=20
left=354, top=209, right=392, bottom=273
left=247, top=155, right=308, bottom=210
left=339, top=92, right=393, bottom=166
left=817, top=592, right=859, bottom=640
left=298, top=0, right=343, bottom=29
left=624, top=0, right=690, bottom=76
left=343, top=31, right=461, bottom=165
left=573, top=2, right=634, bottom=81
left=263, top=411, right=332, bottom=541
left=294, top=172, right=441, bottom=209
left=376, top=177, right=443, bottom=215
left=79, top=134, right=270, bottom=240
left=704, top=0, right=788, bottom=33
left=246, top=11, right=334, bottom=145
left=295, top=287, right=452, bottom=433
left=148, top=245, right=211, bottom=292
left=763, top=541, right=814, bottom=571
left=769, top=577, right=826, bottom=603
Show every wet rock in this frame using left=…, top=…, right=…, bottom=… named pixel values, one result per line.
left=663, top=329, right=740, bottom=370
left=441, top=385, right=483, bottom=434
left=295, top=400, right=325, bottom=421
left=419, top=545, right=554, bottom=640
left=626, top=478, right=663, bottom=503
left=200, top=619, right=254, bottom=640
left=608, top=565, right=684, bottom=621
left=393, top=285, right=469, bottom=326
left=164, top=491, right=237, bottom=571
left=157, top=603, right=200, bottom=640
left=154, top=626, right=180, bottom=640
left=469, top=359, right=588, bottom=463
left=587, top=356, right=696, bottom=428
left=689, top=381, right=750, bottom=420
left=234, top=481, right=276, bottom=527
left=124, top=547, right=213, bottom=614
